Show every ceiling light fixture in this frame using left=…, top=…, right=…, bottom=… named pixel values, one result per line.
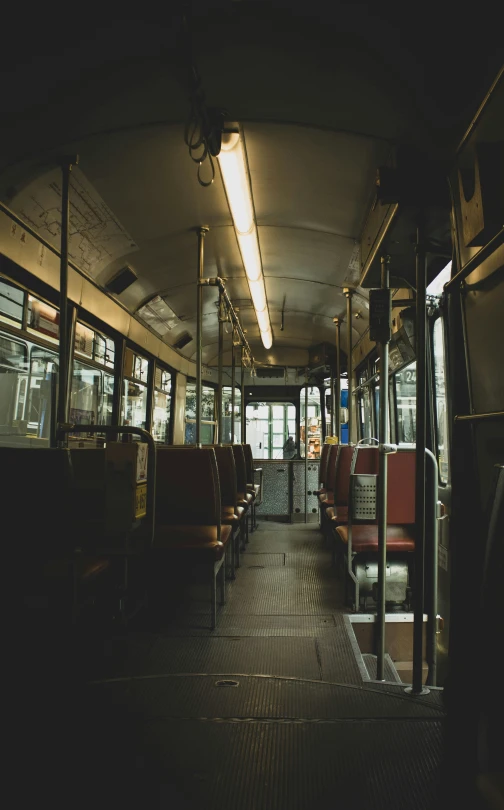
left=217, top=129, right=272, bottom=350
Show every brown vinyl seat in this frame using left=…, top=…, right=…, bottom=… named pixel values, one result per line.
left=228, top=445, right=253, bottom=543
left=334, top=450, right=416, bottom=553
left=335, top=523, right=415, bottom=553
left=318, top=445, right=339, bottom=506
left=313, top=442, right=331, bottom=497
left=334, top=449, right=417, bottom=609
left=213, top=445, right=247, bottom=572
left=326, top=445, right=378, bottom=560
left=152, top=447, right=232, bottom=628
left=243, top=443, right=261, bottom=531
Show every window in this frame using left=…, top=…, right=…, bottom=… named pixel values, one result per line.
left=0, top=335, right=29, bottom=437
left=185, top=381, right=216, bottom=444
left=69, top=360, right=114, bottom=430
left=394, top=362, right=416, bottom=444
left=122, top=349, right=150, bottom=431
left=152, top=366, right=172, bottom=444
left=300, top=387, right=321, bottom=458
left=246, top=402, right=296, bottom=459
left=433, top=318, right=449, bottom=482
left=27, top=295, right=59, bottom=344
left=222, top=386, right=242, bottom=443
left=358, top=387, right=373, bottom=441
left=27, top=346, right=59, bottom=439
left=0, top=278, right=24, bottom=328
left=74, top=322, right=115, bottom=369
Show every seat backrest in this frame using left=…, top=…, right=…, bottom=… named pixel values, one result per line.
left=319, top=443, right=330, bottom=486
left=2, top=448, right=73, bottom=563
left=333, top=445, right=354, bottom=505
left=229, top=444, right=247, bottom=493
left=386, top=450, right=416, bottom=524
left=156, top=447, right=220, bottom=525
left=334, top=445, right=379, bottom=507
left=325, top=445, right=339, bottom=491
left=213, top=445, right=238, bottom=509
left=243, top=443, right=254, bottom=483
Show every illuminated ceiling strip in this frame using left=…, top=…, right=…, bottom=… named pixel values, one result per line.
left=217, top=130, right=272, bottom=350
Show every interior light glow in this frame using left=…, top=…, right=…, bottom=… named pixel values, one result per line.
left=256, top=307, right=270, bottom=332
left=236, top=231, right=262, bottom=281
left=260, top=328, right=273, bottom=350
left=218, top=136, right=254, bottom=235
left=217, top=127, right=272, bottom=350
left=248, top=277, right=267, bottom=313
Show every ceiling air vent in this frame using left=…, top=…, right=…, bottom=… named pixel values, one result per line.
left=173, top=332, right=193, bottom=350
left=105, top=265, right=137, bottom=294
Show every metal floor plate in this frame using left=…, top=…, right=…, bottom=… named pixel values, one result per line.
left=68, top=521, right=447, bottom=809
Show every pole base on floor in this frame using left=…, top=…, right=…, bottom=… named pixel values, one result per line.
left=404, top=685, right=430, bottom=696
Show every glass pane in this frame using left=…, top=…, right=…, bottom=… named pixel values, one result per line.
left=222, top=386, right=241, bottom=443
left=153, top=388, right=171, bottom=443
left=185, top=382, right=215, bottom=421
left=27, top=296, right=59, bottom=343
left=133, top=354, right=149, bottom=382
left=300, top=387, right=321, bottom=458
left=0, top=279, right=24, bottom=328
left=93, top=333, right=115, bottom=369
left=394, top=363, right=417, bottom=444
left=0, top=335, right=29, bottom=442
left=70, top=360, right=101, bottom=429
left=433, top=319, right=449, bottom=482
left=247, top=401, right=297, bottom=459
left=122, top=379, right=147, bottom=430
left=359, top=387, right=373, bottom=441
left=74, top=322, right=94, bottom=359
left=184, top=421, right=215, bottom=445
left=27, top=346, right=58, bottom=441
left=103, top=374, right=114, bottom=426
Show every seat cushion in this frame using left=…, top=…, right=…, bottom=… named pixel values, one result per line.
left=221, top=505, right=246, bottom=525
left=335, top=524, right=415, bottom=553
left=320, top=497, right=335, bottom=510
left=237, top=491, right=253, bottom=505
left=247, top=483, right=260, bottom=498
left=152, top=524, right=231, bottom=562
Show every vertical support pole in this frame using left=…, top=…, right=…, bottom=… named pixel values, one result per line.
left=329, top=370, right=334, bottom=437
left=376, top=256, right=391, bottom=681
left=241, top=346, right=246, bottom=443
left=407, top=219, right=430, bottom=696
left=304, top=376, right=309, bottom=522
left=112, top=338, right=126, bottom=439
left=231, top=327, right=236, bottom=443
left=196, top=227, right=208, bottom=447
left=57, top=156, right=78, bottom=439
left=217, top=289, right=224, bottom=445
left=344, top=290, right=353, bottom=443
left=334, top=317, right=341, bottom=443
left=425, top=448, right=439, bottom=687
left=145, top=358, right=154, bottom=434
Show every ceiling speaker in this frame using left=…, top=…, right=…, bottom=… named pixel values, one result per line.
left=173, top=332, right=193, bottom=350
left=105, top=266, right=137, bottom=295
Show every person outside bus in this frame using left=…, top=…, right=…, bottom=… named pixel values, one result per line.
left=283, top=436, right=296, bottom=459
